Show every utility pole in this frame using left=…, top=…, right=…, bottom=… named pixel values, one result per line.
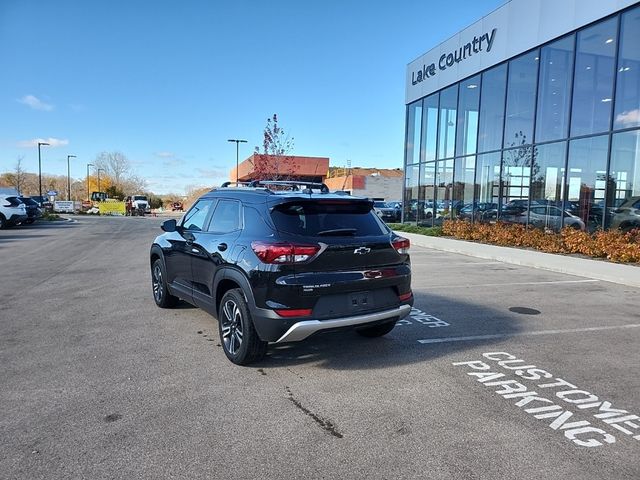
left=227, top=139, right=247, bottom=182
left=67, top=155, right=76, bottom=201
left=38, top=142, right=50, bottom=202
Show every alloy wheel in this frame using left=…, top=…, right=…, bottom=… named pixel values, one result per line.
left=221, top=299, right=244, bottom=355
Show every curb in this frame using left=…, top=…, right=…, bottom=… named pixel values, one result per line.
left=399, top=232, right=640, bottom=289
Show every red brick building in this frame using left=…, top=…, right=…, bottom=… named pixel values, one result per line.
left=230, top=155, right=329, bottom=183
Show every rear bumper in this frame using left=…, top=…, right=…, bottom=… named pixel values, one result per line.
left=8, top=213, right=28, bottom=225
left=273, top=304, right=411, bottom=343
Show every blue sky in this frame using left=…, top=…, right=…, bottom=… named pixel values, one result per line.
left=0, top=0, right=503, bottom=194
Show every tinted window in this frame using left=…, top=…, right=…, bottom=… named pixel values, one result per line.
left=208, top=199, right=240, bottom=233
left=614, top=6, right=640, bottom=130
left=504, top=50, right=539, bottom=148
left=271, top=201, right=385, bottom=236
left=456, top=75, right=480, bottom=156
left=478, top=63, right=507, bottom=153
left=421, top=93, right=439, bottom=162
left=182, top=199, right=213, bottom=231
left=438, top=85, right=458, bottom=159
left=405, top=100, right=422, bottom=165
left=536, top=35, right=574, bottom=142
left=571, top=17, right=617, bottom=136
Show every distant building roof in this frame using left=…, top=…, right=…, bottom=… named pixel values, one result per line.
left=231, top=154, right=330, bottom=181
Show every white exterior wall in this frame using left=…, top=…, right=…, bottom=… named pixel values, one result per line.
left=406, top=0, right=639, bottom=104
left=352, top=176, right=403, bottom=201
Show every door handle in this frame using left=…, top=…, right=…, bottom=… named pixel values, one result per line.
left=191, top=247, right=200, bottom=254
left=218, top=243, right=228, bottom=252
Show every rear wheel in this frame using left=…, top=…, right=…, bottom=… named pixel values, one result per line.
left=356, top=320, right=397, bottom=338
left=218, top=288, right=267, bottom=365
left=151, top=259, right=178, bottom=308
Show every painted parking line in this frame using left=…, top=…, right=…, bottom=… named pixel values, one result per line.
left=426, top=279, right=600, bottom=289
left=418, top=323, right=640, bottom=344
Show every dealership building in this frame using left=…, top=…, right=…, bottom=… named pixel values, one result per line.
left=403, top=0, right=640, bottom=232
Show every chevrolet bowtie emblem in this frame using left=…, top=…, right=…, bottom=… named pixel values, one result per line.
left=354, top=247, right=371, bottom=255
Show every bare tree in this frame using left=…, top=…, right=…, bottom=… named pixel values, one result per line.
left=253, top=114, right=296, bottom=181
left=95, top=151, right=131, bottom=188
left=2, top=156, right=27, bottom=194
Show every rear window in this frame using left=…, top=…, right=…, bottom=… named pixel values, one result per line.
left=271, top=201, right=386, bottom=236
left=5, top=197, right=22, bottom=207
left=19, top=197, right=38, bottom=206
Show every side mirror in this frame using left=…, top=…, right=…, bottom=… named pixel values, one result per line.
left=161, top=219, right=177, bottom=232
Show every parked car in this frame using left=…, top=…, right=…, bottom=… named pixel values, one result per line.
left=17, top=196, right=43, bottom=224
left=30, top=195, right=53, bottom=211
left=609, top=196, right=640, bottom=232
left=373, top=201, right=401, bottom=223
left=150, top=180, right=413, bottom=365
left=0, top=194, right=27, bottom=228
left=528, top=205, right=585, bottom=231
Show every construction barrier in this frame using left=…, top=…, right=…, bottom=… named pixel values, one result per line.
left=98, top=201, right=126, bottom=215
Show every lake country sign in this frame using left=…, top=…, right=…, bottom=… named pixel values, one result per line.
left=411, top=28, right=497, bottom=85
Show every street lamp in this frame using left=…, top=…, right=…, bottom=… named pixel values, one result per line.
left=228, top=139, right=247, bottom=182
left=87, top=163, right=94, bottom=201
left=97, top=168, right=105, bottom=193
left=37, top=142, right=50, bottom=202
left=67, top=155, right=76, bottom=201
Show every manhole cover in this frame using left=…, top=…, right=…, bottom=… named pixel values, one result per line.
left=509, top=307, right=541, bottom=315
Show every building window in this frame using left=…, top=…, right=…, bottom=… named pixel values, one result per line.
left=504, top=50, right=539, bottom=149
left=535, top=35, right=574, bottom=142
left=567, top=135, right=608, bottom=232
left=438, top=85, right=458, bottom=159
left=405, top=101, right=423, bottom=165
left=607, top=129, right=640, bottom=231
left=571, top=17, right=617, bottom=137
left=476, top=152, right=501, bottom=222
left=419, top=161, right=436, bottom=226
left=403, top=163, right=420, bottom=223
left=614, top=6, right=640, bottom=130
left=530, top=141, right=567, bottom=232
left=421, top=94, right=439, bottom=162
left=456, top=75, right=481, bottom=156
left=452, top=156, right=476, bottom=219
left=478, top=63, right=507, bottom=153
left=434, top=159, right=454, bottom=224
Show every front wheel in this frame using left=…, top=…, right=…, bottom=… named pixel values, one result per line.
left=356, top=320, right=397, bottom=338
left=218, top=289, right=267, bottom=365
left=151, top=259, right=178, bottom=308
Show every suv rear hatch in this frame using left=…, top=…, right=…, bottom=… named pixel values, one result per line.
left=266, top=198, right=411, bottom=318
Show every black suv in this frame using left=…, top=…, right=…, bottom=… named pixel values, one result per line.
left=150, top=181, right=413, bottom=365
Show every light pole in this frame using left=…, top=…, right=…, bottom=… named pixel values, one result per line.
left=228, top=139, right=247, bottom=182
left=97, top=168, right=105, bottom=194
left=37, top=142, right=50, bottom=202
left=67, top=155, right=76, bottom=201
left=87, top=163, right=94, bottom=201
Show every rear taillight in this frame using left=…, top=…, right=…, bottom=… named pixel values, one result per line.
left=274, top=308, right=313, bottom=318
left=251, top=241, right=320, bottom=264
left=392, top=237, right=410, bottom=254
left=399, top=292, right=413, bottom=302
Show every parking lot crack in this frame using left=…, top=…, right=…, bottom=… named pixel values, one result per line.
left=285, top=386, right=343, bottom=438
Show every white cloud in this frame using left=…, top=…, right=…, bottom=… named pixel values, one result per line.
left=615, top=109, right=640, bottom=127
left=17, top=137, right=69, bottom=148
left=18, top=94, right=54, bottom=111
left=154, top=151, right=175, bottom=158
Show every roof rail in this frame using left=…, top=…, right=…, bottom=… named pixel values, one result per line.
left=220, top=181, right=252, bottom=188
left=249, top=180, right=330, bottom=194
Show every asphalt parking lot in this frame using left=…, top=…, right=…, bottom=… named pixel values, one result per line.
left=1, top=216, right=639, bottom=479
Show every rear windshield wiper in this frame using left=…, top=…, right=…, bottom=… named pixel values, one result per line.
left=317, top=228, right=357, bottom=236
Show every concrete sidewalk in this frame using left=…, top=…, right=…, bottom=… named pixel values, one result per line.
left=400, top=232, right=640, bottom=288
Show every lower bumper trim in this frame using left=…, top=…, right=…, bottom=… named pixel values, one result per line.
left=275, top=304, right=412, bottom=343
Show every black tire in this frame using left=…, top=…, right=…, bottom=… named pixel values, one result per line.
left=151, top=258, right=178, bottom=308
left=218, top=288, right=267, bottom=365
left=24, top=219, right=35, bottom=225
left=0, top=214, right=6, bottom=229
left=356, top=320, right=397, bottom=338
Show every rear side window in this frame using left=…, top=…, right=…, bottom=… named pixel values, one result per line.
left=5, top=197, right=21, bottom=207
left=271, top=201, right=386, bottom=236
left=208, top=200, right=240, bottom=233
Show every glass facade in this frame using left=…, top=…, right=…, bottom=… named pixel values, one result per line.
left=403, top=5, right=640, bottom=232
